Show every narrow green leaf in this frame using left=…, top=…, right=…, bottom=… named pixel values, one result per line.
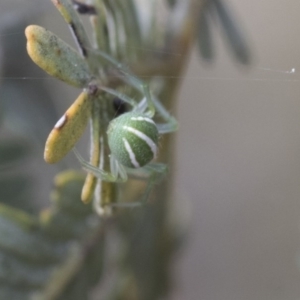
left=0, top=215, right=66, bottom=263
left=44, top=90, right=92, bottom=164
left=0, top=252, right=53, bottom=288
left=51, top=0, right=98, bottom=75
left=197, top=5, right=214, bottom=61
left=25, top=25, right=91, bottom=88
left=212, top=0, right=251, bottom=64
left=0, top=204, right=38, bottom=230
left=40, top=210, right=91, bottom=240
left=51, top=171, right=93, bottom=216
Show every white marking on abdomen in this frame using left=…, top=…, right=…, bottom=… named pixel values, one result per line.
left=131, top=116, right=155, bottom=125
left=123, top=138, right=140, bottom=168
left=123, top=126, right=157, bottom=158
left=55, top=114, right=67, bottom=129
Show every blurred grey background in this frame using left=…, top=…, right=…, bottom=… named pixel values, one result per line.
left=2, top=0, right=300, bottom=299
left=173, top=1, right=300, bottom=300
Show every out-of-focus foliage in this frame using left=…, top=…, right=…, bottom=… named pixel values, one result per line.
left=0, top=139, right=33, bottom=211
left=0, top=171, right=103, bottom=300
left=0, top=0, right=251, bottom=299
left=197, top=0, right=251, bottom=64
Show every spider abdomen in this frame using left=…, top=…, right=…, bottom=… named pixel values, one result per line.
left=107, top=112, right=159, bottom=168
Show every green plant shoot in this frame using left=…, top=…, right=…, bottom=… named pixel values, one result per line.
left=25, top=0, right=178, bottom=215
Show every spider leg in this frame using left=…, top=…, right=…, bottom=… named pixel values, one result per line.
left=133, top=97, right=148, bottom=114
left=100, top=86, right=138, bottom=108
left=93, top=48, right=156, bottom=116
left=152, top=95, right=178, bottom=134
left=73, top=148, right=126, bottom=182
left=93, top=154, right=128, bottom=216
left=132, top=80, right=155, bottom=118
left=110, top=154, right=128, bottom=181
left=138, top=163, right=167, bottom=205
left=110, top=162, right=168, bottom=208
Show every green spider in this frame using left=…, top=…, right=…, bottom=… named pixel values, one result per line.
left=74, top=86, right=178, bottom=214
left=25, top=1, right=177, bottom=215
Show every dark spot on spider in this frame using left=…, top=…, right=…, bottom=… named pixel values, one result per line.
left=113, top=98, right=128, bottom=116
left=72, top=0, right=97, bottom=15
left=55, top=114, right=68, bottom=130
